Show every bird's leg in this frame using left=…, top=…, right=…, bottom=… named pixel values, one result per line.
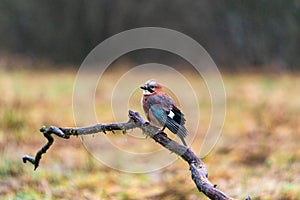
left=160, top=126, right=166, bottom=133
left=156, top=126, right=168, bottom=137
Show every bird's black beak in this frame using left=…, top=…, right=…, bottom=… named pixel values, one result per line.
left=140, top=85, right=147, bottom=90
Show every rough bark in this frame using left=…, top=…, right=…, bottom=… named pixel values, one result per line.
left=23, top=110, right=250, bottom=200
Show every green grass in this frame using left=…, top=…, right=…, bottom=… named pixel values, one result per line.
left=0, top=68, right=300, bottom=199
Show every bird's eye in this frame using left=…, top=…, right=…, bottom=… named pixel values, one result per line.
left=149, top=85, right=155, bottom=89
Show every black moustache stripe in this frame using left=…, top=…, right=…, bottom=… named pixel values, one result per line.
left=147, top=88, right=154, bottom=93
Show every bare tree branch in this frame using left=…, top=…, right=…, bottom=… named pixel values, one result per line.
left=22, top=110, right=250, bottom=200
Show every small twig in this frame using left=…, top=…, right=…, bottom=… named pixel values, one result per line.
left=22, top=126, right=68, bottom=170
left=22, top=110, right=250, bottom=200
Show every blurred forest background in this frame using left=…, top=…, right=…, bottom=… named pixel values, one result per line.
left=0, top=0, right=300, bottom=71
left=1, top=1, right=300, bottom=200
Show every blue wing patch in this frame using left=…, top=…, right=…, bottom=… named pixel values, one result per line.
left=149, top=104, right=167, bottom=125
left=149, top=104, right=188, bottom=145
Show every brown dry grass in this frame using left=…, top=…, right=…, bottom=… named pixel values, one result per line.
left=0, top=68, right=299, bottom=199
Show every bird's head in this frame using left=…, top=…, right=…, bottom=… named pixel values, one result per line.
left=140, top=79, right=162, bottom=95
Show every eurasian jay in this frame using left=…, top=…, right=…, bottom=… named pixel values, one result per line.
left=140, top=79, right=188, bottom=146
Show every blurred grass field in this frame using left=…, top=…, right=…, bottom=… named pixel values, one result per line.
left=0, top=67, right=300, bottom=200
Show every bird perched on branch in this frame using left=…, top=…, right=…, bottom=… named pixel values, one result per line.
left=140, top=79, right=188, bottom=146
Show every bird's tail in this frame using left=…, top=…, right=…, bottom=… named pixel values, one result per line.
left=164, top=117, right=189, bottom=146
left=174, top=125, right=188, bottom=146
left=179, top=135, right=188, bottom=146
